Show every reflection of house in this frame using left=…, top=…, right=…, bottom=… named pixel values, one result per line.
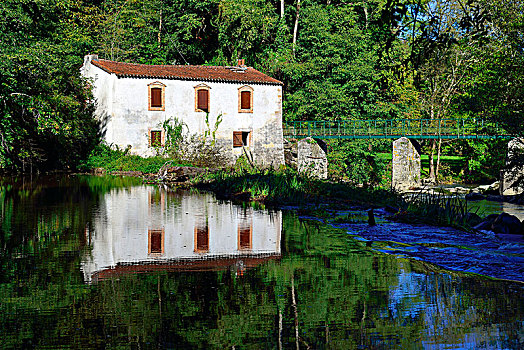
left=80, top=55, right=284, bottom=167
left=81, top=187, right=282, bottom=283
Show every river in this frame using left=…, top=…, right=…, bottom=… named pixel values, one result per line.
left=0, top=175, right=522, bottom=349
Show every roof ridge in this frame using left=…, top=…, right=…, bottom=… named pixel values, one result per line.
left=95, top=59, right=251, bottom=70
left=90, top=59, right=282, bottom=86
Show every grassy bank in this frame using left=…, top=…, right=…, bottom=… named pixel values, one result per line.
left=80, top=147, right=482, bottom=230
left=191, top=167, right=401, bottom=207
left=190, top=168, right=484, bottom=231
left=80, top=145, right=403, bottom=207
left=78, top=144, right=185, bottom=173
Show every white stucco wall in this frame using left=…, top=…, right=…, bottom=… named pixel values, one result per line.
left=81, top=186, right=282, bottom=283
left=81, top=55, right=284, bottom=167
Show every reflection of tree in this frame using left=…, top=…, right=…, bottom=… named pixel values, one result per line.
left=0, top=176, right=143, bottom=348
left=1, top=200, right=523, bottom=348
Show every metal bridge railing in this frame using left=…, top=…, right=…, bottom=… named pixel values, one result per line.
left=283, top=119, right=507, bottom=140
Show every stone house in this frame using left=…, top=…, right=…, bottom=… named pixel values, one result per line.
left=80, top=55, right=284, bottom=167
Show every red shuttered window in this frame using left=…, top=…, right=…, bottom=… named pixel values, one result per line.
left=238, top=86, right=253, bottom=113
left=240, top=91, right=251, bottom=110
left=233, top=131, right=243, bottom=148
left=233, top=131, right=250, bottom=148
left=197, top=89, right=209, bottom=112
left=150, top=88, right=162, bottom=107
left=148, top=82, right=165, bottom=111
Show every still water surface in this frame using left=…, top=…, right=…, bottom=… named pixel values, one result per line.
left=0, top=176, right=522, bottom=349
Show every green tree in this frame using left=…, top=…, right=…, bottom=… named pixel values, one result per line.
left=0, top=0, right=100, bottom=171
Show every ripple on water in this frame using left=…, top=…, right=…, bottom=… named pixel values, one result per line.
left=336, top=218, right=524, bottom=283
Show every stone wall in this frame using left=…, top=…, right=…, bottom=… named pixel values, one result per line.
left=297, top=137, right=328, bottom=179
left=392, top=137, right=421, bottom=191
left=284, top=139, right=298, bottom=168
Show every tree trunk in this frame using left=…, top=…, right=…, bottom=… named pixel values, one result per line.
left=281, top=0, right=284, bottom=19
left=278, top=310, right=283, bottom=350
left=436, top=138, right=442, bottom=180
left=363, top=3, right=368, bottom=29
left=158, top=9, right=162, bottom=45
left=292, top=0, right=301, bottom=58
left=428, top=105, right=436, bottom=182
left=429, top=139, right=436, bottom=182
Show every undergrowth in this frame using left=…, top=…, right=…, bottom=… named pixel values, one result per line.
left=191, top=163, right=401, bottom=206
left=79, top=144, right=187, bottom=173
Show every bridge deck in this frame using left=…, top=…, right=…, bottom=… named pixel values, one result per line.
left=283, top=119, right=511, bottom=140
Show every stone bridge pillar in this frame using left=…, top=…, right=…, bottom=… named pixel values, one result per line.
left=297, top=137, right=328, bottom=179
left=500, top=137, right=524, bottom=195
left=392, top=137, right=421, bottom=191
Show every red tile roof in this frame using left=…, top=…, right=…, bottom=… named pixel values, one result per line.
left=91, top=59, right=283, bottom=85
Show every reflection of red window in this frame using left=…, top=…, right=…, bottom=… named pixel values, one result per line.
left=194, top=226, right=209, bottom=253
left=148, top=229, right=164, bottom=255
left=238, top=225, right=252, bottom=250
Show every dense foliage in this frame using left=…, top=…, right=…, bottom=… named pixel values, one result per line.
left=0, top=0, right=522, bottom=180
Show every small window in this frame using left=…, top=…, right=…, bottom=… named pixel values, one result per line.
left=194, top=225, right=209, bottom=253
left=195, top=85, right=210, bottom=112
left=151, top=88, right=162, bottom=107
left=233, top=131, right=250, bottom=148
left=148, top=229, right=164, bottom=255
left=150, top=130, right=162, bottom=147
left=238, top=85, right=253, bottom=113
left=148, top=82, right=166, bottom=111
left=241, top=91, right=251, bottom=110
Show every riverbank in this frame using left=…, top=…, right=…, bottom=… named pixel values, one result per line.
left=30, top=142, right=516, bottom=234
left=71, top=162, right=501, bottom=234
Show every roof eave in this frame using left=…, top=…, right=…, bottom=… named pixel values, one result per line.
left=115, top=73, right=283, bottom=86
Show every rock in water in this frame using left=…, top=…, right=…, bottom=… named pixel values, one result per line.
left=368, top=209, right=376, bottom=226
left=491, top=213, right=523, bottom=235
left=474, top=214, right=500, bottom=231
left=465, top=192, right=485, bottom=201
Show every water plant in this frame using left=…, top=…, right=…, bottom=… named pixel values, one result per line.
left=394, top=190, right=483, bottom=229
